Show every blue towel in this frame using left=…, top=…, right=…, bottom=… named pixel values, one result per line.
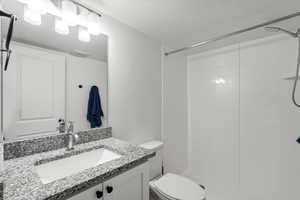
left=87, top=86, right=104, bottom=128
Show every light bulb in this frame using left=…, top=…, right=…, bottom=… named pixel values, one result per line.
left=88, top=22, right=101, bottom=35
left=215, top=78, right=226, bottom=85
left=24, top=6, right=41, bottom=26
left=61, top=0, right=77, bottom=26
left=17, top=0, right=30, bottom=4
left=87, top=12, right=101, bottom=35
left=55, top=18, right=69, bottom=35
left=27, top=0, right=47, bottom=15
left=77, top=7, right=89, bottom=26
left=78, top=27, right=90, bottom=42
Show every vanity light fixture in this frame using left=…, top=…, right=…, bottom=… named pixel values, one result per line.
left=24, top=5, right=42, bottom=26
left=78, top=27, right=90, bottom=42
left=27, top=0, right=48, bottom=15
left=22, top=0, right=49, bottom=26
left=61, top=0, right=77, bottom=27
left=77, top=7, right=100, bottom=36
left=16, top=0, right=102, bottom=40
left=17, top=0, right=30, bottom=4
left=88, top=12, right=101, bottom=35
left=78, top=6, right=88, bottom=19
left=55, top=18, right=69, bottom=35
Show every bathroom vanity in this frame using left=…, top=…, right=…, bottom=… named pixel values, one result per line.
left=2, top=133, right=153, bottom=200
left=69, top=162, right=149, bottom=200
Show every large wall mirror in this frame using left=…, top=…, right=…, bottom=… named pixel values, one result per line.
left=1, top=0, right=108, bottom=140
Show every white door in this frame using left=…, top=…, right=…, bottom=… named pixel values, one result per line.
left=103, top=163, right=149, bottom=200
left=3, top=43, right=65, bottom=139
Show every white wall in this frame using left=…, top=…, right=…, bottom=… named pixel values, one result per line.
left=187, top=35, right=300, bottom=200
left=95, top=15, right=162, bottom=144
left=239, top=36, right=300, bottom=200
left=163, top=52, right=188, bottom=174
left=67, top=55, right=108, bottom=132
left=3, top=43, right=66, bottom=138
left=187, top=45, right=240, bottom=200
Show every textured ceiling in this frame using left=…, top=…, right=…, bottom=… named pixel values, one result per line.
left=84, top=0, right=300, bottom=51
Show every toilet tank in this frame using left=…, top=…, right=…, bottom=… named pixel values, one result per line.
left=140, top=141, right=163, bottom=180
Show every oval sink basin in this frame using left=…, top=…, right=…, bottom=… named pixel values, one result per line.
left=35, top=148, right=122, bottom=184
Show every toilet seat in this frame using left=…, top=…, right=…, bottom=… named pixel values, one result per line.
left=150, top=173, right=206, bottom=200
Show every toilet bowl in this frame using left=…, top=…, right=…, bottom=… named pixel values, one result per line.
left=140, top=141, right=206, bottom=200
left=150, top=173, right=206, bottom=200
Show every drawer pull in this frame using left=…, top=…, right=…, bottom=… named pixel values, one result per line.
left=96, top=191, right=103, bottom=198
left=106, top=186, right=113, bottom=194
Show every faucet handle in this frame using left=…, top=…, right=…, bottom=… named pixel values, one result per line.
left=67, top=121, right=75, bottom=133
left=74, top=133, right=79, bottom=143
left=68, top=121, right=75, bottom=128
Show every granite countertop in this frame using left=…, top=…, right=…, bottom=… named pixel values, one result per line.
left=3, top=138, right=154, bottom=200
left=0, top=181, right=3, bottom=200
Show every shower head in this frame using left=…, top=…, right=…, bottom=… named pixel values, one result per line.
left=264, top=26, right=298, bottom=38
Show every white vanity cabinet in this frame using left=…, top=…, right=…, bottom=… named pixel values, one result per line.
left=69, top=184, right=104, bottom=200
left=69, top=162, right=149, bottom=200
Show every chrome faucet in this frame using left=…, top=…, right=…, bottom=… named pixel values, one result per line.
left=66, top=121, right=79, bottom=151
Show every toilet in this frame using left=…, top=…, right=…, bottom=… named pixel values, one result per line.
left=140, top=141, right=206, bottom=200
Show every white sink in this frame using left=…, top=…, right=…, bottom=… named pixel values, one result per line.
left=35, top=148, right=122, bottom=184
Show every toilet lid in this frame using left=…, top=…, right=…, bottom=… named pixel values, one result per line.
left=151, top=173, right=206, bottom=200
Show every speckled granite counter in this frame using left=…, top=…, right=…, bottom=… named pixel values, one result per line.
left=1, top=142, right=4, bottom=200
left=3, top=138, right=154, bottom=200
left=0, top=181, right=3, bottom=200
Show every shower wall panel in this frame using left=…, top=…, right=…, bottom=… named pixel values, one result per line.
left=187, top=35, right=300, bottom=200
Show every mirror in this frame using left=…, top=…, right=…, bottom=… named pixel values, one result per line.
left=1, top=0, right=108, bottom=140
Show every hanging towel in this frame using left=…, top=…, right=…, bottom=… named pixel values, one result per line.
left=87, top=86, right=104, bottom=128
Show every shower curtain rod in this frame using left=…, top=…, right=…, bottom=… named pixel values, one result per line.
left=69, top=0, right=102, bottom=17
left=165, top=11, right=300, bottom=56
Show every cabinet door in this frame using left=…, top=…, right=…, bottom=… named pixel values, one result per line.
left=3, top=43, right=65, bottom=139
left=68, top=183, right=104, bottom=200
left=103, top=163, right=149, bottom=200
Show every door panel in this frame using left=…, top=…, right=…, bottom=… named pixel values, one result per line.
left=104, top=163, right=149, bottom=200
left=20, top=57, right=53, bottom=119
left=3, top=43, right=65, bottom=138
left=104, top=173, right=142, bottom=200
